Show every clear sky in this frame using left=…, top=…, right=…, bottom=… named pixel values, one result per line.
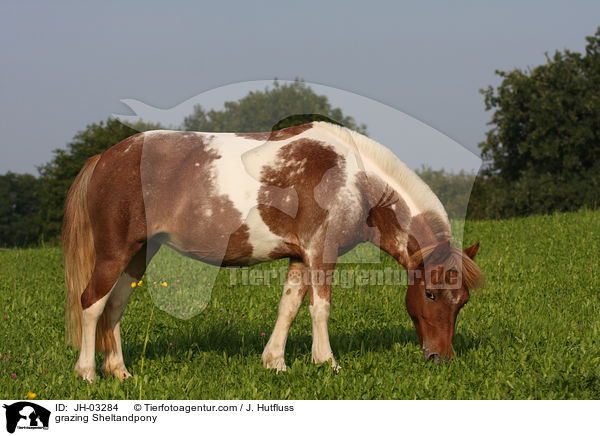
left=1, top=1, right=598, bottom=173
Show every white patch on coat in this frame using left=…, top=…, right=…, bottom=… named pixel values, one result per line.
left=206, top=135, right=259, bottom=215
left=241, top=139, right=286, bottom=181
left=446, top=290, right=462, bottom=305
left=203, top=134, right=287, bottom=262
left=244, top=207, right=283, bottom=262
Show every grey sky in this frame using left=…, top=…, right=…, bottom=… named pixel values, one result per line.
left=1, top=1, right=598, bottom=174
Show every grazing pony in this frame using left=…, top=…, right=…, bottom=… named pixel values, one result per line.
left=63, top=121, right=483, bottom=381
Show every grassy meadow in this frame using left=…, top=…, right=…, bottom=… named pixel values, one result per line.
left=0, top=209, right=599, bottom=399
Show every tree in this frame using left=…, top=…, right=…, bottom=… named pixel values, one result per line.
left=0, top=172, right=42, bottom=247
left=37, top=118, right=162, bottom=240
left=182, top=79, right=367, bottom=133
left=478, top=27, right=600, bottom=217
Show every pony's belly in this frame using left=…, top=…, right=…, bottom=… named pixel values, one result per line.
left=161, top=212, right=285, bottom=267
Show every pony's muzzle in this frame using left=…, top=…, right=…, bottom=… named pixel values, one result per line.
left=423, top=349, right=442, bottom=364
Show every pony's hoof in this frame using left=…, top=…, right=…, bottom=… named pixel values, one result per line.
left=102, top=362, right=132, bottom=381
left=75, top=364, right=96, bottom=382
left=113, top=367, right=132, bottom=381
left=109, top=366, right=132, bottom=381
left=312, top=355, right=341, bottom=372
left=262, top=354, right=287, bottom=373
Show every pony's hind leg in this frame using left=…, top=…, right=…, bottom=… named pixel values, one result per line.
left=75, top=257, right=133, bottom=382
left=100, top=275, right=135, bottom=380
left=101, top=244, right=158, bottom=380
left=262, top=259, right=307, bottom=372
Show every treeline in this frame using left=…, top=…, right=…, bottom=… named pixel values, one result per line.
left=2, top=26, right=600, bottom=247
left=475, top=28, right=600, bottom=218
left=434, top=28, right=600, bottom=220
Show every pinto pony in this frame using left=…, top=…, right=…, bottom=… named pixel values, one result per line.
left=63, top=121, right=483, bottom=381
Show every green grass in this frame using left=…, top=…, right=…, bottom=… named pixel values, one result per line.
left=0, top=209, right=599, bottom=399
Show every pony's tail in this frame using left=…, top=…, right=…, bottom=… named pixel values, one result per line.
left=63, top=154, right=101, bottom=349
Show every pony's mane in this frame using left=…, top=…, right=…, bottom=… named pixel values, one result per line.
left=311, top=121, right=449, bottom=222
left=409, top=242, right=484, bottom=290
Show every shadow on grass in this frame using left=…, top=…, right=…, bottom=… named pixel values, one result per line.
left=124, top=320, right=487, bottom=366
left=452, top=331, right=490, bottom=357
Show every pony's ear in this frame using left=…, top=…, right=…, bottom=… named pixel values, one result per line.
left=464, top=241, right=480, bottom=259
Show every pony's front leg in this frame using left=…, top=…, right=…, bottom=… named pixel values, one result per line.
left=305, top=258, right=340, bottom=371
left=262, top=259, right=307, bottom=373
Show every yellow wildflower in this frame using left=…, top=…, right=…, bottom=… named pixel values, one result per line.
left=130, top=282, right=137, bottom=288
left=27, top=392, right=36, bottom=400
left=161, top=282, right=168, bottom=287
left=137, top=280, right=143, bottom=286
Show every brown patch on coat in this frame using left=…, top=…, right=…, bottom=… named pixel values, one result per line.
left=259, top=138, right=346, bottom=247
left=267, top=242, right=303, bottom=261
left=223, top=224, right=253, bottom=265
left=235, top=123, right=313, bottom=141
left=257, top=138, right=346, bottom=299
left=140, top=131, right=253, bottom=266
left=355, top=172, right=411, bottom=265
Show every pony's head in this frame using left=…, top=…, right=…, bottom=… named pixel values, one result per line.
left=406, top=240, right=483, bottom=362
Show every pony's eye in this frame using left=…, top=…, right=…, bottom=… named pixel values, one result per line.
left=425, top=289, right=436, bottom=301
